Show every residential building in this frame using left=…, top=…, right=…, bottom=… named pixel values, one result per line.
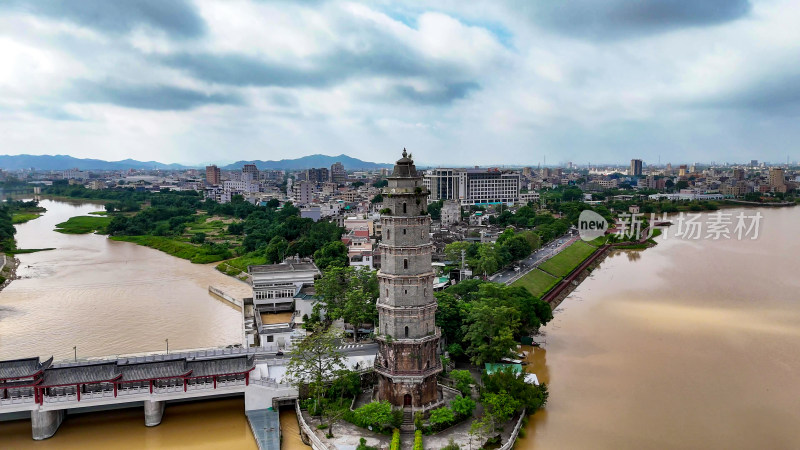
left=423, top=168, right=520, bottom=205
left=242, top=164, right=259, bottom=182
left=205, top=165, right=221, bottom=185
left=630, top=159, right=643, bottom=176
left=330, top=162, right=346, bottom=184
left=248, top=257, right=321, bottom=311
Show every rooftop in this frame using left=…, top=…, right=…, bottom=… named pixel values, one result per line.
left=0, top=356, right=52, bottom=380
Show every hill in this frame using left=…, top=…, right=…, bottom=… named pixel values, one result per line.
left=222, top=154, right=391, bottom=170
left=0, top=154, right=191, bottom=171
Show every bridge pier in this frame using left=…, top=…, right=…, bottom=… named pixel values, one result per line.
left=31, top=409, right=65, bottom=440
left=144, top=400, right=165, bottom=427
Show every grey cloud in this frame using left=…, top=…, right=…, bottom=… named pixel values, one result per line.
left=699, top=71, right=800, bottom=115
left=73, top=81, right=243, bottom=110
left=392, top=82, right=479, bottom=105
left=511, top=0, right=751, bottom=40
left=6, top=0, right=205, bottom=38
left=161, top=44, right=475, bottom=105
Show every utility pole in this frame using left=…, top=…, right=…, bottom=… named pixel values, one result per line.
left=165, top=339, right=169, bottom=355
left=73, top=346, right=77, bottom=362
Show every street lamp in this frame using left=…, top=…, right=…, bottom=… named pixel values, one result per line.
left=165, top=339, right=169, bottom=355
left=73, top=346, right=77, bottom=362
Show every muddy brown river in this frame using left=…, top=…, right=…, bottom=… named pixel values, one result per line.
left=520, top=206, right=800, bottom=449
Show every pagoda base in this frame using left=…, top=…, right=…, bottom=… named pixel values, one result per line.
left=377, top=373, right=439, bottom=408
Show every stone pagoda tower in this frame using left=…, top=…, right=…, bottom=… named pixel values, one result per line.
left=375, top=149, right=441, bottom=407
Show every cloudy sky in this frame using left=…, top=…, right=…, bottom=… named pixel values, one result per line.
left=1, top=0, right=798, bottom=166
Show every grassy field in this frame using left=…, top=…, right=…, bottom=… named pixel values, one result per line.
left=110, top=235, right=231, bottom=264
left=216, top=251, right=269, bottom=276
left=88, top=211, right=108, bottom=216
left=538, top=240, right=598, bottom=277
left=54, top=216, right=112, bottom=234
left=512, top=268, right=561, bottom=298
left=12, top=213, right=42, bottom=224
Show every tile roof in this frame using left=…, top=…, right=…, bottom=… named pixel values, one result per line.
left=40, top=363, right=121, bottom=387
left=118, top=360, right=190, bottom=381
left=0, top=357, right=52, bottom=380
left=187, top=356, right=255, bottom=378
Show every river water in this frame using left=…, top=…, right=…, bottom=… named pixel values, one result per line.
left=0, top=199, right=296, bottom=449
left=0, top=199, right=252, bottom=361
left=520, top=206, right=800, bottom=449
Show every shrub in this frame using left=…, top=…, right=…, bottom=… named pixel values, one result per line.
left=440, top=439, right=460, bottom=450
left=414, top=411, right=424, bottom=429
left=428, top=407, right=455, bottom=432
left=413, top=430, right=424, bottom=450
left=353, top=401, right=394, bottom=431
left=357, top=437, right=379, bottom=450
left=390, top=428, right=401, bottom=450
left=450, top=396, right=476, bottom=419
left=449, top=370, right=473, bottom=397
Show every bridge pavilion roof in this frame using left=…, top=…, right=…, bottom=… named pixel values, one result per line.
left=0, top=356, right=53, bottom=381
left=118, top=360, right=191, bottom=382
left=40, top=362, right=122, bottom=388
left=187, top=355, right=255, bottom=378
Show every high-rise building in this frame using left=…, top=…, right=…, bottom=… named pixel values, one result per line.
left=205, top=165, right=221, bottom=185
left=630, top=159, right=643, bottom=176
left=375, top=150, right=441, bottom=407
left=733, top=168, right=745, bottom=181
left=293, top=181, right=314, bottom=205
left=330, top=162, right=346, bottom=184
left=769, top=168, right=787, bottom=192
left=679, top=165, right=688, bottom=177
left=423, top=168, right=520, bottom=205
left=242, top=164, right=259, bottom=182
left=305, top=168, right=329, bottom=183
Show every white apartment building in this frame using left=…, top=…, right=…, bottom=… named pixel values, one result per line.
left=424, top=168, right=520, bottom=205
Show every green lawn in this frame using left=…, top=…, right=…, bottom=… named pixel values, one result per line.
left=512, top=268, right=561, bottom=298
left=54, top=216, right=112, bottom=234
left=88, top=211, right=108, bottom=216
left=110, top=235, right=231, bottom=264
left=537, top=240, right=598, bottom=277
left=12, top=213, right=42, bottom=224
left=216, top=251, right=268, bottom=276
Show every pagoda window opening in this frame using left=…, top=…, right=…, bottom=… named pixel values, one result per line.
left=404, top=326, right=409, bottom=338
left=403, top=259, right=408, bottom=269
left=403, top=202, right=407, bottom=214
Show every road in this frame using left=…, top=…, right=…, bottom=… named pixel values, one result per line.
left=489, top=229, right=580, bottom=285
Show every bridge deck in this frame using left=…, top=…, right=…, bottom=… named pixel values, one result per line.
left=246, top=408, right=281, bottom=450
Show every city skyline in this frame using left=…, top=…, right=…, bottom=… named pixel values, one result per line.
left=1, top=0, right=799, bottom=166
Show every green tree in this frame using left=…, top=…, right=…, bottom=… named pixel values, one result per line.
left=450, top=395, right=476, bottom=418
left=482, top=390, right=519, bottom=432
left=315, top=266, right=379, bottom=328
left=286, top=325, right=347, bottom=411
left=313, top=240, right=349, bottom=270
left=449, top=370, right=474, bottom=397
left=190, top=232, right=206, bottom=244
left=462, top=303, right=520, bottom=365
left=482, top=368, right=549, bottom=414
left=265, top=236, right=289, bottom=263
left=443, top=241, right=473, bottom=264
left=428, top=407, right=455, bottom=431
left=353, top=401, right=394, bottom=431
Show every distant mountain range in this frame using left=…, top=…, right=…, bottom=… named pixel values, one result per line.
left=0, top=153, right=392, bottom=171
left=221, top=154, right=391, bottom=170
left=0, top=154, right=191, bottom=171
